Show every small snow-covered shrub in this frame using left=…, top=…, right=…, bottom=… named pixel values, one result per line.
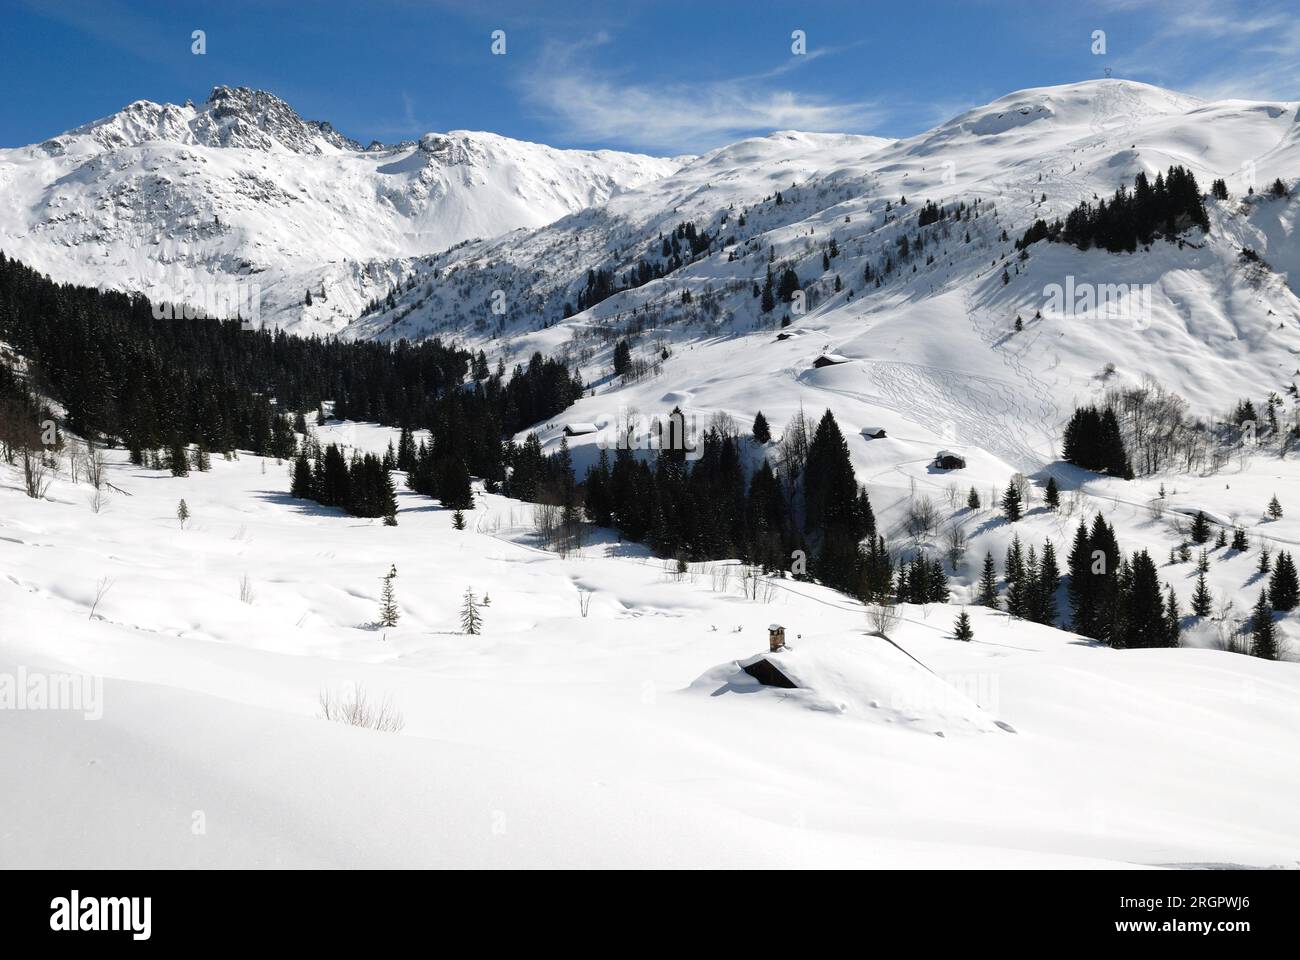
left=318, top=684, right=405, bottom=733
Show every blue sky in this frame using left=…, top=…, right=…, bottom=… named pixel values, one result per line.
left=2, top=0, right=1297, bottom=153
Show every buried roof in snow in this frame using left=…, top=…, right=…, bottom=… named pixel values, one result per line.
left=934, top=450, right=967, bottom=468
left=563, top=422, right=599, bottom=436
left=812, top=353, right=851, bottom=367
left=740, top=654, right=798, bottom=689
left=860, top=426, right=887, bottom=438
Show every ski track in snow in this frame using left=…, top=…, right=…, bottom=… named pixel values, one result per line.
left=801, top=357, right=1049, bottom=472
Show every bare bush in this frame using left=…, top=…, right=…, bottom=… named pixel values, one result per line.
left=942, top=521, right=968, bottom=570
left=318, top=684, right=405, bottom=733
left=867, top=602, right=901, bottom=638
left=85, top=447, right=107, bottom=490
left=907, top=495, right=940, bottom=539
left=21, top=448, right=53, bottom=499
left=740, top=565, right=776, bottom=602
left=577, top=588, right=593, bottom=617
left=239, top=574, right=256, bottom=605
left=945, top=483, right=962, bottom=510
left=89, top=575, right=114, bottom=619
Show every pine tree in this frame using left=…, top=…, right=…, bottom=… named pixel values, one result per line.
left=1001, top=479, right=1022, bottom=522
left=437, top=457, right=473, bottom=511
left=752, top=411, right=771, bottom=444
left=1123, top=550, right=1166, bottom=649
left=1258, top=544, right=1271, bottom=575
left=168, top=441, right=190, bottom=477
left=967, top=486, right=980, bottom=510
left=612, top=340, right=632, bottom=377
left=1250, top=590, right=1276, bottom=660
left=452, top=509, right=466, bottom=530
left=177, top=498, right=189, bottom=529
left=1268, top=550, right=1299, bottom=611
left=1164, top=588, right=1182, bottom=647
left=1190, top=511, right=1211, bottom=545
left=1035, top=540, right=1060, bottom=626
left=1191, top=571, right=1213, bottom=617
left=1267, top=494, right=1283, bottom=520
left=953, top=609, right=974, bottom=642
left=977, top=551, right=999, bottom=606
left=1044, top=476, right=1060, bottom=510
left=1004, top=535, right=1028, bottom=617
left=1196, top=549, right=1210, bottom=574
left=381, top=469, right=398, bottom=526
left=1231, top=527, right=1249, bottom=551
left=379, top=565, right=399, bottom=628
left=460, top=587, right=482, bottom=635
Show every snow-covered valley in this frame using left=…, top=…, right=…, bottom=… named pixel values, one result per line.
left=3, top=424, right=1299, bottom=868
left=3, top=74, right=1300, bottom=871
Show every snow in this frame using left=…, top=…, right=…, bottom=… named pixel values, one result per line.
left=3, top=425, right=1300, bottom=868
left=0, top=88, right=684, bottom=335
left=4, top=77, right=1300, bottom=867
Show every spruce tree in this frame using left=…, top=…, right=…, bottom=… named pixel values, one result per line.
left=1036, top=540, right=1060, bottom=626
left=1123, top=550, right=1165, bottom=648
left=977, top=551, right=999, bottom=606
left=460, top=587, right=482, bottom=635
left=1191, top=571, right=1213, bottom=617
left=379, top=565, right=399, bottom=628
left=1001, top=479, right=1022, bottom=522
left=1267, top=494, right=1283, bottom=520
left=967, top=486, right=980, bottom=510
left=452, top=509, right=466, bottom=530
left=1004, top=535, right=1028, bottom=617
left=1164, top=589, right=1182, bottom=647
left=1250, top=590, right=1276, bottom=660
left=177, top=499, right=189, bottom=529
left=752, top=411, right=771, bottom=444
left=1190, top=511, right=1211, bottom=545
left=1268, top=550, right=1299, bottom=611
left=168, top=441, right=190, bottom=477
left=953, top=609, right=974, bottom=642
left=1044, top=476, right=1060, bottom=510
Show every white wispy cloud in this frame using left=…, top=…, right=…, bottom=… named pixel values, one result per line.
left=1100, top=0, right=1300, bottom=100
left=521, top=35, right=885, bottom=154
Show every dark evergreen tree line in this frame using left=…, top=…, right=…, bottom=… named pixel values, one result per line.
left=291, top=443, right=398, bottom=523
left=0, top=251, right=582, bottom=495
left=1017, top=166, right=1210, bottom=253
left=1062, top=405, right=1133, bottom=478
left=1067, top=513, right=1179, bottom=648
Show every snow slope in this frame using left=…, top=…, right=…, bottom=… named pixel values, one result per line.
left=3, top=424, right=1299, bottom=868
left=0, top=86, right=684, bottom=333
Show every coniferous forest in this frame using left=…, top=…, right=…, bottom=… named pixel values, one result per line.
left=0, top=252, right=582, bottom=499
left=1017, top=165, right=1210, bottom=253
left=0, top=253, right=1277, bottom=652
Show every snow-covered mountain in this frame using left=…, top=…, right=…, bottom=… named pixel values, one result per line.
left=0, top=86, right=685, bottom=330
left=6, top=78, right=1300, bottom=869
left=353, top=80, right=1300, bottom=469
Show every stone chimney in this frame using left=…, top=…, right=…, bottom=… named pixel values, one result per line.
left=768, top=624, right=786, bottom=653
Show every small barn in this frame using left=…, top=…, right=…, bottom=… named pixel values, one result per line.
left=934, top=450, right=966, bottom=470
left=860, top=426, right=887, bottom=440
left=812, top=353, right=851, bottom=368
left=563, top=422, right=599, bottom=437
